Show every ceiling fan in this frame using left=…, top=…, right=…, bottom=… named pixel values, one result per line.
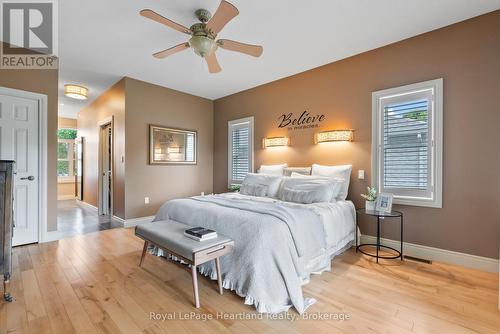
left=140, top=1, right=263, bottom=73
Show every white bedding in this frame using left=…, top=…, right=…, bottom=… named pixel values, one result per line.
left=153, top=192, right=356, bottom=313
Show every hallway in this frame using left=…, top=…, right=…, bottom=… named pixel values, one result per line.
left=57, top=200, right=122, bottom=238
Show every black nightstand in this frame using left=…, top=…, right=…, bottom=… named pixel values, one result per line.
left=356, top=208, right=403, bottom=263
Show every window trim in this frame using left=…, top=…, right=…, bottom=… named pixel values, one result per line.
left=57, top=138, right=75, bottom=182
left=371, top=78, right=443, bottom=208
left=227, top=116, right=254, bottom=188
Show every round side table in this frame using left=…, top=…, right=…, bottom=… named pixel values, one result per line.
left=355, top=208, right=404, bottom=263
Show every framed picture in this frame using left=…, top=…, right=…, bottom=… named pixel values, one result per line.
left=376, top=193, right=393, bottom=213
left=149, top=125, right=197, bottom=165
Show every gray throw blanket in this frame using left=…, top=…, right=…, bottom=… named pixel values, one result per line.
left=153, top=194, right=328, bottom=313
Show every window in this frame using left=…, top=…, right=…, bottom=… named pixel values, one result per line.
left=372, top=79, right=443, bottom=208
left=57, top=128, right=77, bottom=182
left=228, top=117, right=254, bottom=187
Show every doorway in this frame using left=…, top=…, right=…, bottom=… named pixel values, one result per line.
left=98, top=117, right=113, bottom=216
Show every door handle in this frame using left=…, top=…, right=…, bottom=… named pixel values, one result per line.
left=20, top=176, right=35, bottom=181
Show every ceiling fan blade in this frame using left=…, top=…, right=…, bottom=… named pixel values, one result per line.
left=217, top=39, right=263, bottom=57
left=153, top=43, right=190, bottom=59
left=206, top=1, right=239, bottom=34
left=140, top=9, right=192, bottom=35
left=205, top=53, right=222, bottom=73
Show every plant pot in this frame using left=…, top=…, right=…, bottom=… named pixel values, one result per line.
left=365, top=200, right=376, bottom=211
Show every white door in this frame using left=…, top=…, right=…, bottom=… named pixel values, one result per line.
left=0, top=93, right=39, bottom=246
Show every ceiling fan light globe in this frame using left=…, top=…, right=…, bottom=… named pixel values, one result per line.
left=189, top=36, right=216, bottom=58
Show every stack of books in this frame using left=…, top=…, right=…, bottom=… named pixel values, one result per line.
left=184, top=227, right=218, bottom=242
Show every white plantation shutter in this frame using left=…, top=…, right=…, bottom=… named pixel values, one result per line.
left=383, top=99, right=430, bottom=192
left=228, top=117, right=254, bottom=186
left=372, top=79, right=443, bottom=208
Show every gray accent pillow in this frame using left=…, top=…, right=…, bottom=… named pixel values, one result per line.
left=240, top=184, right=268, bottom=197
left=241, top=173, right=283, bottom=198
left=283, top=167, right=311, bottom=177
left=279, top=178, right=336, bottom=204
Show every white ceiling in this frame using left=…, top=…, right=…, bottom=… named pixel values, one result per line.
left=58, top=0, right=500, bottom=119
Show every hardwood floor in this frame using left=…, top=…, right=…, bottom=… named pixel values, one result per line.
left=1, top=228, right=498, bottom=334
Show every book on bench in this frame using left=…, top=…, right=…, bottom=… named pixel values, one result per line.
left=184, top=227, right=217, bottom=242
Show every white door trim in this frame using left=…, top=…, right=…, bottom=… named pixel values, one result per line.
left=0, top=86, right=48, bottom=243
left=97, top=116, right=113, bottom=216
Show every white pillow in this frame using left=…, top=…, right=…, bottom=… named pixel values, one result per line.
left=279, top=178, right=336, bottom=204
left=311, top=164, right=352, bottom=200
left=241, top=173, right=283, bottom=198
left=258, top=164, right=288, bottom=176
left=289, top=173, right=343, bottom=201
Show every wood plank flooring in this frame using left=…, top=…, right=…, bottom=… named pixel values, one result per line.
left=1, top=228, right=498, bottom=334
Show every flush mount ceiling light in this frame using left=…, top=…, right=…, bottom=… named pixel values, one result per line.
left=263, top=137, right=289, bottom=148
left=315, top=130, right=354, bottom=143
left=64, top=84, right=88, bottom=100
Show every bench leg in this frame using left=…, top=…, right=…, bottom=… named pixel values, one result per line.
left=139, top=241, right=148, bottom=267
left=191, top=265, right=200, bottom=308
left=215, top=257, right=223, bottom=295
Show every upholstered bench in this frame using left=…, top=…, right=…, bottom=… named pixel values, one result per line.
left=135, top=220, right=234, bottom=308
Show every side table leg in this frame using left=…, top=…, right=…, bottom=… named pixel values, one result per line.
left=376, top=216, right=380, bottom=263
left=355, top=212, right=358, bottom=253
left=401, top=215, right=404, bottom=261
left=191, top=265, right=200, bottom=308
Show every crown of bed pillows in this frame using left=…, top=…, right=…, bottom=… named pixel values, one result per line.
left=240, top=164, right=352, bottom=204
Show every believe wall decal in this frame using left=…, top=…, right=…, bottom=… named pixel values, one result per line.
left=277, top=111, right=325, bottom=131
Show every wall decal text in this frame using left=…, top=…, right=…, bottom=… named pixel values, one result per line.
left=278, top=111, right=325, bottom=131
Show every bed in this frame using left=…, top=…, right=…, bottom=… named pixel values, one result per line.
left=153, top=191, right=356, bottom=314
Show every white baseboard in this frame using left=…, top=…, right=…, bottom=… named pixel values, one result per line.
left=360, top=235, right=498, bottom=273
left=58, top=195, right=77, bottom=200
left=121, top=215, right=155, bottom=228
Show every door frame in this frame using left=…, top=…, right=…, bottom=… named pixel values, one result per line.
left=97, top=116, right=113, bottom=216
left=0, top=86, right=48, bottom=243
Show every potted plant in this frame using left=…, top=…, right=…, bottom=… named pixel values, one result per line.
left=361, top=187, right=377, bottom=211
left=229, top=184, right=241, bottom=192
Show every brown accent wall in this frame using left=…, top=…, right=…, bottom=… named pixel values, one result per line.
left=77, top=79, right=126, bottom=218
left=124, top=78, right=213, bottom=219
left=213, top=11, right=500, bottom=259
left=0, top=45, right=59, bottom=231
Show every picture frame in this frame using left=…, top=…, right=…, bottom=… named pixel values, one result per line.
left=375, top=193, right=393, bottom=213
left=149, top=125, right=197, bottom=165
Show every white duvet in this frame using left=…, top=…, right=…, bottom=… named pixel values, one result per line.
left=153, top=193, right=355, bottom=313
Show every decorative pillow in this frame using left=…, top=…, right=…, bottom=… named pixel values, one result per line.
left=289, top=173, right=343, bottom=201
left=241, top=173, right=283, bottom=198
left=279, top=178, right=336, bottom=204
left=311, top=164, right=352, bottom=200
left=240, top=184, right=268, bottom=197
left=283, top=167, right=311, bottom=177
left=258, top=164, right=288, bottom=176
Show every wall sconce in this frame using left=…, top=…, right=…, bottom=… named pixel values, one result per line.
left=263, top=137, right=289, bottom=148
left=167, top=147, right=181, bottom=154
left=64, top=84, right=88, bottom=100
left=315, top=130, right=354, bottom=143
